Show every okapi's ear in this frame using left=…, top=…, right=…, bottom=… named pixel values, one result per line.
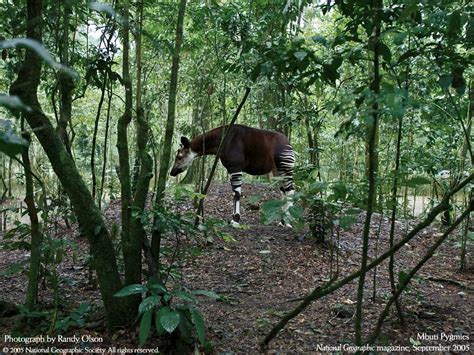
left=181, top=136, right=190, bottom=149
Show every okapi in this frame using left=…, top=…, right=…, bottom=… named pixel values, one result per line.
left=170, top=124, right=295, bottom=225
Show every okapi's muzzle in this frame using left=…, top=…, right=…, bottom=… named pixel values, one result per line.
left=170, top=167, right=183, bottom=177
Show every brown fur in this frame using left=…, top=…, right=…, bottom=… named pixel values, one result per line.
left=189, top=125, right=291, bottom=175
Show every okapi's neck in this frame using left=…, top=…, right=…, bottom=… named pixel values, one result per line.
left=190, top=127, right=224, bottom=156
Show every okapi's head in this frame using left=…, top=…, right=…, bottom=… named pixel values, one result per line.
left=170, top=137, right=197, bottom=176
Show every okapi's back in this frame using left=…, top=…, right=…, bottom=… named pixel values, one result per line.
left=223, top=125, right=292, bottom=176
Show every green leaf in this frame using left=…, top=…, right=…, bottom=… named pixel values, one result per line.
left=158, top=307, right=181, bottom=333
left=294, top=50, right=307, bottom=61
left=0, top=125, right=28, bottom=157
left=192, top=290, right=220, bottom=300
left=311, top=35, right=327, bottom=47
left=114, top=284, right=148, bottom=297
left=288, top=205, right=303, bottom=220
left=378, top=42, right=391, bottom=62
left=339, top=215, right=357, bottom=230
left=246, top=195, right=261, bottom=204
left=0, top=95, right=31, bottom=112
left=466, top=16, right=474, bottom=43
left=139, top=309, right=152, bottom=346
left=0, top=39, right=78, bottom=79
left=0, top=261, right=25, bottom=276
left=392, top=32, right=407, bottom=46
left=139, top=295, right=161, bottom=314
left=190, top=308, right=206, bottom=345
left=177, top=310, right=193, bottom=341
left=329, top=182, right=348, bottom=201
left=447, top=11, right=461, bottom=36
left=94, top=225, right=102, bottom=236
left=173, top=290, right=197, bottom=304
left=438, top=74, right=453, bottom=91
left=398, top=49, right=419, bottom=64
left=322, top=57, right=342, bottom=84
left=89, top=2, right=127, bottom=26
left=261, top=200, right=286, bottom=224
left=260, top=61, right=273, bottom=76
left=402, top=176, right=431, bottom=188
left=250, top=63, right=261, bottom=82
left=147, top=280, right=168, bottom=294
left=398, top=270, right=410, bottom=285
left=154, top=309, right=166, bottom=335
left=400, top=0, right=418, bottom=21
left=331, top=57, right=343, bottom=70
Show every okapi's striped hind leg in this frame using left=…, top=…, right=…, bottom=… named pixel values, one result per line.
left=276, top=145, right=295, bottom=227
left=230, top=172, right=243, bottom=224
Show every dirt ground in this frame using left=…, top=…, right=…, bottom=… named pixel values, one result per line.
left=0, top=182, right=472, bottom=353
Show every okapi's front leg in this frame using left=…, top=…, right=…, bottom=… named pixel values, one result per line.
left=230, top=171, right=243, bottom=224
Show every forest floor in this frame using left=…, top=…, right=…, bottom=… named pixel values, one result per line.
left=0, top=182, right=472, bottom=353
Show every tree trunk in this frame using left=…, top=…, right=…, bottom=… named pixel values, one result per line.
left=129, top=0, right=153, bottom=284
left=116, top=0, right=142, bottom=314
left=21, top=128, right=43, bottom=310
left=151, top=0, right=188, bottom=277
left=460, top=79, right=473, bottom=269
left=56, top=0, right=74, bottom=155
left=91, top=72, right=108, bottom=201
left=154, top=0, right=187, bottom=203
left=10, top=0, right=128, bottom=328
left=355, top=0, right=382, bottom=345
left=99, top=79, right=114, bottom=209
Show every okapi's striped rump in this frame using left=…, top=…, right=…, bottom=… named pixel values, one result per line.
left=275, top=144, right=295, bottom=193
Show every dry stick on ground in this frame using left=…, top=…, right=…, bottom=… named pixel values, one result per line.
left=261, top=173, right=473, bottom=348
left=367, top=204, right=473, bottom=344
left=424, top=276, right=472, bottom=290
left=194, top=87, right=251, bottom=225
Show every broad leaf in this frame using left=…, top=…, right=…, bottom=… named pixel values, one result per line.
left=312, top=35, right=327, bottom=47
left=260, top=61, right=273, bottom=76
left=447, top=11, right=461, bottom=36
left=147, top=280, right=167, bottom=294
left=288, top=205, right=303, bottom=220
left=294, top=50, right=307, bottom=61
left=158, top=307, right=181, bottom=333
left=402, top=176, right=431, bottom=188
left=261, top=200, right=286, bottom=224
left=0, top=261, right=25, bottom=276
left=438, top=74, right=452, bottom=91
left=0, top=95, right=31, bottom=112
left=0, top=39, right=78, bottom=79
left=378, top=42, right=392, bottom=62
left=190, top=308, right=206, bottom=345
left=339, top=215, right=357, bottom=230
left=192, top=290, right=220, bottom=300
left=139, top=309, right=152, bottom=346
left=0, top=120, right=28, bottom=157
left=173, top=290, right=197, bottom=304
left=398, top=270, right=410, bottom=285
left=89, top=2, right=127, bottom=26
left=250, top=63, right=261, bottom=82
left=114, top=284, right=148, bottom=297
left=139, top=295, right=160, bottom=314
